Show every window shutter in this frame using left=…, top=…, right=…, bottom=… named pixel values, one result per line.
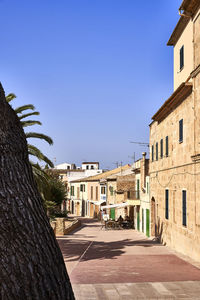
left=166, top=136, right=168, bottom=157
left=160, top=139, right=163, bottom=158
left=156, top=142, right=158, bottom=161
left=165, top=189, right=169, bottom=219
left=182, top=191, right=187, bottom=226
left=179, top=119, right=183, bottom=142
left=152, top=145, right=154, bottom=161
left=180, top=46, right=184, bottom=70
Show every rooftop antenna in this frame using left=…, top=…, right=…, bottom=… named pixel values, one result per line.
left=130, top=141, right=149, bottom=147
left=113, top=161, right=119, bottom=168
left=128, top=152, right=136, bottom=162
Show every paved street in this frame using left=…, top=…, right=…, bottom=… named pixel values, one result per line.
left=57, top=218, right=200, bottom=299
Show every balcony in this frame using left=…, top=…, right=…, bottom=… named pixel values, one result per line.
left=127, top=190, right=140, bottom=200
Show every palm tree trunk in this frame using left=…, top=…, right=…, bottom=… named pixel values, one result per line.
left=0, top=83, right=75, bottom=300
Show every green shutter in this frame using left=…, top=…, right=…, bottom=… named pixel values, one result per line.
left=146, top=209, right=150, bottom=237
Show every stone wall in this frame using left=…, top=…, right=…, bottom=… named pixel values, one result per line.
left=50, top=218, right=81, bottom=236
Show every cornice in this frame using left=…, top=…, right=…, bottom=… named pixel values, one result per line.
left=152, top=82, right=193, bottom=123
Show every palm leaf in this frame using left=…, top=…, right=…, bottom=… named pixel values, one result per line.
left=26, top=132, right=53, bottom=145
left=19, top=111, right=40, bottom=120
left=15, top=104, right=35, bottom=114
left=28, top=144, right=54, bottom=167
left=6, top=93, right=17, bottom=103
left=21, top=120, right=42, bottom=128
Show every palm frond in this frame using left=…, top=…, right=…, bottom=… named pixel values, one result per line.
left=21, top=120, right=42, bottom=128
left=28, top=144, right=54, bottom=167
left=6, top=93, right=17, bottom=103
left=15, top=104, right=35, bottom=114
left=26, top=132, right=53, bottom=145
left=19, top=111, right=40, bottom=120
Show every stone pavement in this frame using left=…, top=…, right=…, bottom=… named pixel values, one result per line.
left=57, top=218, right=200, bottom=299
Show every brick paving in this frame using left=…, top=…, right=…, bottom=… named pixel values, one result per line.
left=57, top=218, right=200, bottom=299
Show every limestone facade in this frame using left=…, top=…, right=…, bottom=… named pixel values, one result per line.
left=150, top=1, right=200, bottom=261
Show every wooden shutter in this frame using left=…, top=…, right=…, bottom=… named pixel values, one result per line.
left=152, top=145, right=154, bottom=161
left=156, top=142, right=158, bottom=161
left=182, top=190, right=187, bottom=226
left=166, top=136, right=168, bottom=157
left=91, top=186, right=93, bottom=199
left=165, top=189, right=169, bottom=219
left=180, top=46, right=184, bottom=70
left=160, top=139, right=163, bottom=158
left=96, top=186, right=98, bottom=200
left=179, top=119, right=183, bottom=142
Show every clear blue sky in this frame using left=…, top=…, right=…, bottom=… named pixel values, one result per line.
left=1, top=0, right=181, bottom=169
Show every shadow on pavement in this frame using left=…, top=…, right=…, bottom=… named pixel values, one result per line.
left=57, top=237, right=162, bottom=263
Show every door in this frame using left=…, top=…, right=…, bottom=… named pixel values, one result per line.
left=72, top=201, right=74, bottom=214
left=151, top=198, right=156, bottom=236
left=137, top=209, right=140, bottom=230
left=82, top=200, right=85, bottom=217
left=142, top=209, right=144, bottom=232
left=110, top=208, right=115, bottom=220
left=146, top=209, right=150, bottom=237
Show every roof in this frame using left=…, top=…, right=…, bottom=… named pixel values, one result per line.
left=152, top=82, right=193, bottom=123
left=82, top=162, right=99, bottom=164
left=48, top=169, right=84, bottom=174
left=179, top=0, right=200, bottom=13
left=70, top=164, right=131, bottom=183
left=167, top=0, right=200, bottom=46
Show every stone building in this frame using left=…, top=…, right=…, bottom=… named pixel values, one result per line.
left=132, top=153, right=150, bottom=237
left=150, top=0, right=200, bottom=260
left=104, top=169, right=135, bottom=221
left=69, top=165, right=131, bottom=218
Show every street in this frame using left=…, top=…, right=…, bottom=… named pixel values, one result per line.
left=57, top=218, right=200, bottom=299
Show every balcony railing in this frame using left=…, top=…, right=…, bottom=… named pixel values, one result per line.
left=127, top=190, right=140, bottom=200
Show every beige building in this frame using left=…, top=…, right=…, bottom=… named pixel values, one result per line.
left=150, top=0, right=200, bottom=260
left=69, top=165, right=131, bottom=218
left=132, top=153, right=150, bottom=237
left=103, top=167, right=136, bottom=221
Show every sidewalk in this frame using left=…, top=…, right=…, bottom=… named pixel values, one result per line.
left=57, top=218, right=200, bottom=299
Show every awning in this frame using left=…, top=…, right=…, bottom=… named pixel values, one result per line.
left=88, top=200, right=105, bottom=206
left=101, top=202, right=129, bottom=210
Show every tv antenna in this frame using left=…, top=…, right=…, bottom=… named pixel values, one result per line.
left=130, top=141, right=149, bottom=147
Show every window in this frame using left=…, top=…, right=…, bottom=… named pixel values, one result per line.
left=71, top=186, right=74, bottom=196
left=136, top=179, right=140, bottom=199
left=166, top=136, right=169, bottom=157
left=152, top=145, right=154, bottom=162
left=110, top=186, right=114, bottom=196
left=101, top=186, right=106, bottom=194
left=91, top=165, right=94, bottom=170
left=182, top=190, right=187, bottom=226
left=160, top=139, right=163, bottom=158
left=96, top=186, right=98, bottom=200
left=180, top=45, right=184, bottom=70
left=179, top=119, right=183, bottom=143
left=86, top=165, right=89, bottom=170
left=127, top=191, right=131, bottom=199
left=165, top=189, right=169, bottom=219
left=80, top=184, right=85, bottom=192
left=146, top=182, right=149, bottom=194
left=156, top=142, right=158, bottom=161
left=91, top=186, right=93, bottom=199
